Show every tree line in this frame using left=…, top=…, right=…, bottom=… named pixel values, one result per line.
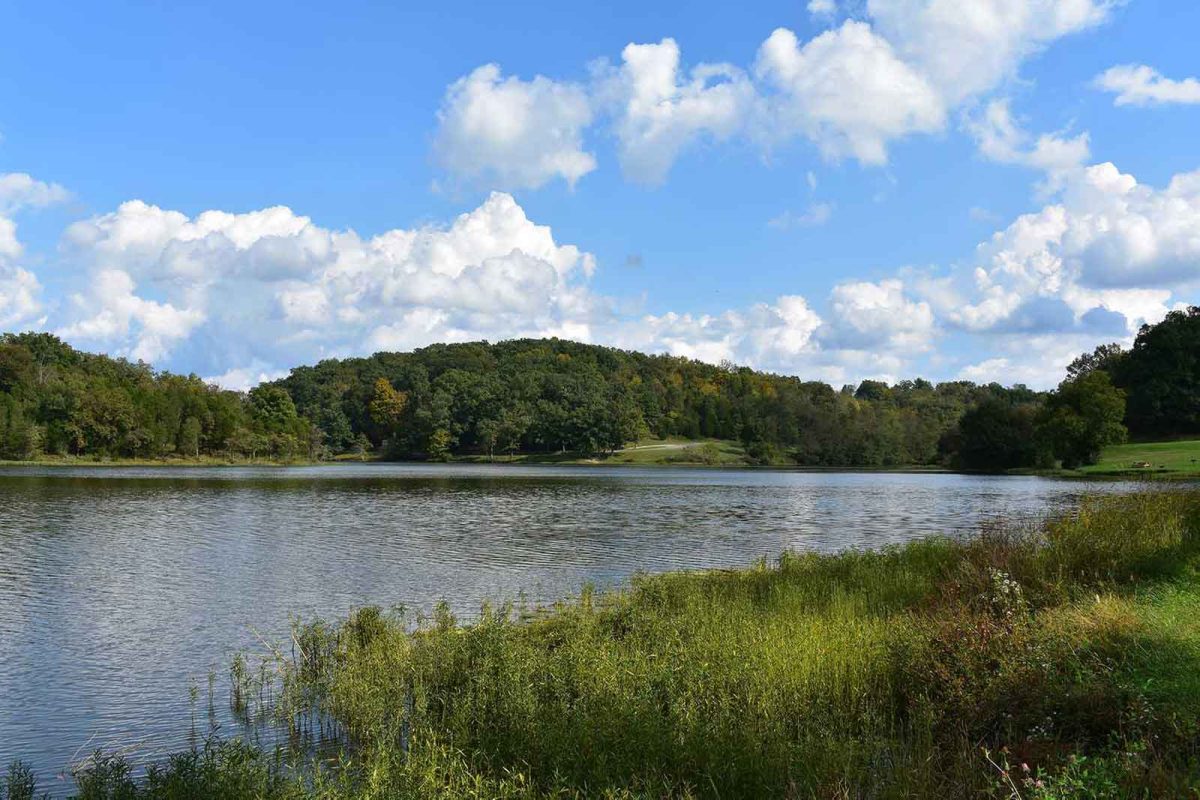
left=1, top=305, right=1195, bottom=469
left=949, top=306, right=1200, bottom=470
left=0, top=332, right=319, bottom=462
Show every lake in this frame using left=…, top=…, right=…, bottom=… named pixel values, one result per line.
left=0, top=464, right=1150, bottom=792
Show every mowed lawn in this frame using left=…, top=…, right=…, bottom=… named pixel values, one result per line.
left=1080, top=439, right=1200, bottom=476
left=607, top=437, right=747, bottom=465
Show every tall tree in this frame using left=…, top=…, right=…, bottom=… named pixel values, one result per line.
left=1112, top=306, right=1200, bottom=436
left=367, top=378, right=408, bottom=444
left=1036, top=371, right=1127, bottom=469
left=954, top=399, right=1039, bottom=471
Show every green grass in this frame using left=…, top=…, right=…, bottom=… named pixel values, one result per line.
left=452, top=438, right=750, bottom=467
left=607, top=437, right=747, bottom=465
left=1078, top=438, right=1200, bottom=477
left=13, top=491, right=1200, bottom=798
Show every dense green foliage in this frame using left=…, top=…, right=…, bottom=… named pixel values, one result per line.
left=0, top=333, right=319, bottom=461
left=1034, top=370, right=1128, bottom=469
left=15, top=490, right=1200, bottom=798
left=1093, top=306, right=1200, bottom=438
left=267, top=307, right=1197, bottom=469
left=274, top=338, right=1045, bottom=466
left=4, top=305, right=1196, bottom=470
left=949, top=397, right=1039, bottom=470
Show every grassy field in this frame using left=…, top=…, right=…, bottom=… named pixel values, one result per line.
left=454, top=437, right=751, bottom=467
left=606, top=437, right=747, bottom=465
left=14, top=490, right=1200, bottom=799
left=1078, top=439, right=1200, bottom=477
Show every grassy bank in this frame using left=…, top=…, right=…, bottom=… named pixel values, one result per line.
left=9, top=491, right=1200, bottom=799
left=454, top=438, right=947, bottom=469
left=453, top=438, right=751, bottom=467
left=1075, top=439, right=1200, bottom=478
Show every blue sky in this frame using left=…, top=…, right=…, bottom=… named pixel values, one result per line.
left=0, top=0, right=1198, bottom=389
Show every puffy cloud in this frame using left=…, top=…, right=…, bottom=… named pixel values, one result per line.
left=609, top=285, right=935, bottom=386
left=808, top=0, right=837, bottom=17
left=609, top=294, right=826, bottom=375
left=966, top=99, right=1090, bottom=176
left=1094, top=64, right=1200, bottom=107
left=434, top=2, right=1115, bottom=183
left=56, top=192, right=599, bottom=380
left=956, top=330, right=1126, bottom=387
left=979, top=163, right=1200, bottom=293
left=752, top=0, right=1112, bottom=165
left=819, top=279, right=936, bottom=350
left=0, top=173, right=70, bottom=214
left=601, top=38, right=758, bottom=184
left=0, top=216, right=20, bottom=261
left=867, top=0, right=1115, bottom=104
left=433, top=64, right=596, bottom=190
left=24, top=149, right=1198, bottom=393
left=754, top=23, right=945, bottom=164
left=0, top=172, right=70, bottom=328
left=57, top=269, right=206, bottom=363
left=929, top=161, right=1199, bottom=341
left=54, top=190, right=945, bottom=386
left=0, top=263, right=42, bottom=329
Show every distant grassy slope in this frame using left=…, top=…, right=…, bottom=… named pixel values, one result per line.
left=453, top=438, right=750, bottom=466
left=608, top=437, right=747, bottom=465
left=1078, top=439, right=1200, bottom=477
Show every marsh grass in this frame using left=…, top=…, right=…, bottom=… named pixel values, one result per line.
left=18, top=490, right=1200, bottom=798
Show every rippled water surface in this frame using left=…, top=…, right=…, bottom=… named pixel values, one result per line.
left=0, top=464, right=1147, bottom=790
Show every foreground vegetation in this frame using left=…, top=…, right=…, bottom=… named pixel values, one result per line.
left=10, top=490, right=1200, bottom=798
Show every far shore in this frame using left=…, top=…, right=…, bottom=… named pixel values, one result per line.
left=4, top=443, right=1199, bottom=479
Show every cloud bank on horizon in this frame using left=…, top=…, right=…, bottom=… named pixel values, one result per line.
left=1, top=0, right=1198, bottom=390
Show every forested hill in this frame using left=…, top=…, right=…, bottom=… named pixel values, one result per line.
left=275, top=339, right=1036, bottom=466
left=1, top=305, right=1196, bottom=468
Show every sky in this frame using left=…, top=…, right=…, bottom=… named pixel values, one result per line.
left=0, top=0, right=1198, bottom=390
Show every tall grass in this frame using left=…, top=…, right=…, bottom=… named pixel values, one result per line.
left=17, top=490, right=1200, bottom=798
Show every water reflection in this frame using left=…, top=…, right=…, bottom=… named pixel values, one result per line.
left=0, top=464, right=1152, bottom=791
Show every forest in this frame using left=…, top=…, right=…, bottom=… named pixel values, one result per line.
left=0, top=305, right=1196, bottom=470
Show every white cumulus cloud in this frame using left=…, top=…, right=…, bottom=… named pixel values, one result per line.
left=819, top=279, right=936, bottom=351
left=867, top=0, right=1115, bottom=105
left=601, top=38, right=758, bottom=185
left=808, top=0, right=837, bottom=17
left=433, top=1, right=1117, bottom=184
left=0, top=172, right=70, bottom=329
left=0, top=263, right=42, bottom=329
left=57, top=269, right=206, bottom=363
left=925, top=160, right=1200, bottom=345
left=966, top=99, right=1090, bottom=176
left=0, top=173, right=70, bottom=214
left=755, top=23, right=945, bottom=165
left=433, top=64, right=596, bottom=190
left=56, top=192, right=600, bottom=381
left=1094, top=64, right=1200, bottom=107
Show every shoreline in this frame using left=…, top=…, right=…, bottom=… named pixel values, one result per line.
left=3, top=454, right=1198, bottom=479
left=13, top=490, right=1200, bottom=797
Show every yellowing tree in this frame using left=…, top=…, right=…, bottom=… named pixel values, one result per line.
left=369, top=379, right=407, bottom=430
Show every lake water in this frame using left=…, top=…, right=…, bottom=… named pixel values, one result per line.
left=0, top=464, right=1150, bottom=792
